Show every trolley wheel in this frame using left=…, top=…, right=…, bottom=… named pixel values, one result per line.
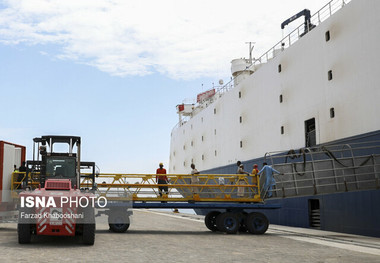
left=238, top=212, right=248, bottom=232
left=216, top=212, right=239, bottom=234
left=108, top=212, right=130, bottom=233
left=205, top=211, right=221, bottom=232
left=82, top=208, right=95, bottom=245
left=245, top=212, right=269, bottom=234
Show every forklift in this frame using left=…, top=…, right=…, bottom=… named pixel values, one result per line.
left=17, top=135, right=96, bottom=245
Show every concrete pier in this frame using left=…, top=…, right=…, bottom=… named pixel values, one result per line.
left=0, top=210, right=379, bottom=262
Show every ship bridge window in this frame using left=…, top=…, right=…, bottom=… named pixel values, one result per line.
left=239, top=91, right=241, bottom=98
left=278, top=64, right=282, bottom=73
left=202, top=154, right=204, bottom=160
left=240, top=141, right=243, bottom=148
left=328, top=70, right=333, bottom=81
left=279, top=94, right=283, bottom=103
left=214, top=108, right=216, bottom=114
left=240, top=116, right=242, bottom=123
left=325, top=31, right=330, bottom=42
left=281, top=126, right=284, bottom=134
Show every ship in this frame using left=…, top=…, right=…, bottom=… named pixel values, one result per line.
left=169, top=0, right=380, bottom=238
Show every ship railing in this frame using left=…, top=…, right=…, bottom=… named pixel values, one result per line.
left=172, top=115, right=192, bottom=130
left=172, top=78, right=235, bottom=131
left=215, top=78, right=235, bottom=95
left=269, top=165, right=380, bottom=199
left=252, top=0, right=350, bottom=68
left=264, top=140, right=380, bottom=164
left=261, top=141, right=380, bottom=199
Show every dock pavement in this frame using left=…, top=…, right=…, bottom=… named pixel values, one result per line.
left=0, top=209, right=379, bottom=263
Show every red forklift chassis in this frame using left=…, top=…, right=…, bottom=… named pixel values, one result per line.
left=17, top=136, right=96, bottom=245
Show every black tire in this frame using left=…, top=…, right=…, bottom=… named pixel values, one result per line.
left=82, top=208, right=95, bottom=245
left=17, top=223, right=31, bottom=244
left=216, top=212, right=239, bottom=234
left=245, top=212, right=269, bottom=234
left=238, top=212, right=248, bottom=232
left=205, top=211, right=221, bottom=232
left=17, top=209, right=32, bottom=244
left=108, top=212, right=130, bottom=233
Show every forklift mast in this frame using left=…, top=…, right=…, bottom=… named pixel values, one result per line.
left=28, top=135, right=81, bottom=188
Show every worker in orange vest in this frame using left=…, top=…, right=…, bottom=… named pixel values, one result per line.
left=156, top=163, right=168, bottom=197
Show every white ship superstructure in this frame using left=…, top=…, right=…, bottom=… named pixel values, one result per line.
left=169, top=0, right=380, bottom=174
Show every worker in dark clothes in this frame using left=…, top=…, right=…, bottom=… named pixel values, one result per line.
left=17, top=161, right=27, bottom=185
left=18, top=161, right=26, bottom=172
left=156, top=162, right=168, bottom=197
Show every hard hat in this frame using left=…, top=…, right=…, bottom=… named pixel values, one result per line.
left=159, top=162, right=163, bottom=166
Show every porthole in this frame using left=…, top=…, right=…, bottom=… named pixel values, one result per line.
left=325, top=31, right=330, bottom=41
left=330, top=107, right=335, bottom=118
left=328, top=70, right=333, bottom=81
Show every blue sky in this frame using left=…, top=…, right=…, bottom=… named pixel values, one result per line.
left=0, top=0, right=328, bottom=173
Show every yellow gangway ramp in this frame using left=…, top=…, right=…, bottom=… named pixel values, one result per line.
left=12, top=171, right=279, bottom=235
left=89, top=173, right=262, bottom=203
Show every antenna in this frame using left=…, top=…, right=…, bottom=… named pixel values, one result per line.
left=245, top=42, right=256, bottom=64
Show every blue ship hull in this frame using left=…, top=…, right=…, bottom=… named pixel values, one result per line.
left=251, top=189, right=380, bottom=237
left=197, top=130, right=380, bottom=237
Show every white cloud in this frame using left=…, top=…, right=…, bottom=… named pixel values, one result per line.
left=0, top=0, right=328, bottom=79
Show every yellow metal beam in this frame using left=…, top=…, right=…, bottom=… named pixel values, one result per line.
left=12, top=172, right=262, bottom=203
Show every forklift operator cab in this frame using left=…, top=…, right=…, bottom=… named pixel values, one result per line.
left=28, top=135, right=82, bottom=189
left=46, top=157, right=76, bottom=178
